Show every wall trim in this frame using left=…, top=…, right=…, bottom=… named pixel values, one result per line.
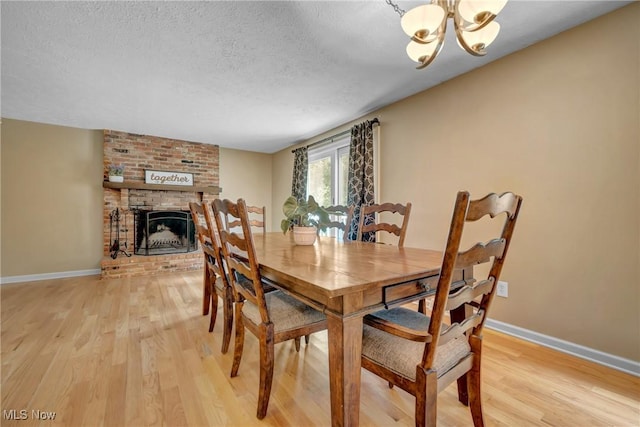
left=486, top=318, right=640, bottom=377
left=0, top=269, right=101, bottom=285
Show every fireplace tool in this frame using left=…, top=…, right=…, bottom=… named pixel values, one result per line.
left=109, top=208, right=132, bottom=259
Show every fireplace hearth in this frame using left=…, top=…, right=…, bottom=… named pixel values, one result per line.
left=135, top=210, right=197, bottom=255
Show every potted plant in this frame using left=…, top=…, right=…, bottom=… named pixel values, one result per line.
left=280, top=195, right=332, bottom=245
left=108, top=164, right=124, bottom=183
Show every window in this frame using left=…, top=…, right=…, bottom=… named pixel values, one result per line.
left=307, top=135, right=350, bottom=207
left=308, top=134, right=350, bottom=237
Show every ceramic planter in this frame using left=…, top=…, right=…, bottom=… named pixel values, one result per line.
left=293, top=226, right=317, bottom=245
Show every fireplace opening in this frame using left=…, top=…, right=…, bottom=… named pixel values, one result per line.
left=135, top=210, right=197, bottom=255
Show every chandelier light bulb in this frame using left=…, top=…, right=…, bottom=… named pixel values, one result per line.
left=457, top=21, right=501, bottom=53
left=401, top=4, right=446, bottom=42
left=406, top=39, right=440, bottom=63
left=457, top=0, right=508, bottom=25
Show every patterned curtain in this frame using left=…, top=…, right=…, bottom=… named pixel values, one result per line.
left=347, top=120, right=376, bottom=241
left=291, top=146, right=308, bottom=201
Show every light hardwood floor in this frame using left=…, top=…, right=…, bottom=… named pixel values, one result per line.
left=1, top=271, right=638, bottom=426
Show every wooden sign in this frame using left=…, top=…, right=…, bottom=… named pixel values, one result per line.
left=145, top=170, right=194, bottom=186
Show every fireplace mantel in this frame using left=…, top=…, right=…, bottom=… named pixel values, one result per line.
left=103, top=181, right=221, bottom=194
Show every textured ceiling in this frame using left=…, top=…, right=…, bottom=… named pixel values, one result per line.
left=1, top=1, right=632, bottom=153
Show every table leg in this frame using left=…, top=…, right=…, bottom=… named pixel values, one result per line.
left=327, top=313, right=363, bottom=427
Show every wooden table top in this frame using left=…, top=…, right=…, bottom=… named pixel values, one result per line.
left=251, top=232, right=444, bottom=299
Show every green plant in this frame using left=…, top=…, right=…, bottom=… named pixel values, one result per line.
left=280, top=195, right=332, bottom=234
left=108, top=164, right=124, bottom=176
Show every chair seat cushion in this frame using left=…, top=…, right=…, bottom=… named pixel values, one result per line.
left=362, top=307, right=470, bottom=381
left=234, top=272, right=277, bottom=294
left=242, top=290, right=325, bottom=333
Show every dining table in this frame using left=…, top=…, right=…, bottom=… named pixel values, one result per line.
left=251, top=232, right=471, bottom=427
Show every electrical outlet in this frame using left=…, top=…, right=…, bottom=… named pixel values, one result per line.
left=497, top=281, right=509, bottom=298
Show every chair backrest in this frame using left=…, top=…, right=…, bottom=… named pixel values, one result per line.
left=211, top=198, right=270, bottom=323
left=189, top=201, right=228, bottom=286
left=357, top=202, right=412, bottom=247
left=424, top=191, right=522, bottom=370
left=227, top=205, right=266, bottom=232
left=324, top=204, right=354, bottom=239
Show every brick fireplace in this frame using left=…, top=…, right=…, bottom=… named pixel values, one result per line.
left=101, top=130, right=220, bottom=278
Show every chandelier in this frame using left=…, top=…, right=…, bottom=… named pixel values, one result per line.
left=387, top=0, right=508, bottom=69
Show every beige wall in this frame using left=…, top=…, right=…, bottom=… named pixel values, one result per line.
left=219, top=147, right=273, bottom=231
left=1, top=119, right=104, bottom=277
left=0, top=122, right=275, bottom=278
left=272, top=4, right=640, bottom=360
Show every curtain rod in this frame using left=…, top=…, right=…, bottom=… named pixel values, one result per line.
left=292, top=118, right=379, bottom=153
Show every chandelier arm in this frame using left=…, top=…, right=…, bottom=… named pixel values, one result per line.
left=454, top=19, right=487, bottom=56
left=455, top=12, right=497, bottom=33
left=411, top=34, right=438, bottom=45
left=454, top=32, right=487, bottom=56
left=416, top=19, right=447, bottom=69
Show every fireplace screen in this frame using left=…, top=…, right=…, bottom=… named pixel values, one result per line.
left=135, top=210, right=197, bottom=255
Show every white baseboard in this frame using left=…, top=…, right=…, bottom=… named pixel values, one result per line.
left=0, top=269, right=101, bottom=285
left=486, top=318, right=640, bottom=377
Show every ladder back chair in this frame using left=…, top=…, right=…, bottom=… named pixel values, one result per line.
left=227, top=205, right=266, bottom=232
left=188, top=202, right=234, bottom=353
left=211, top=198, right=327, bottom=420
left=324, top=204, right=355, bottom=240
left=357, top=202, right=412, bottom=247
left=361, top=191, right=522, bottom=427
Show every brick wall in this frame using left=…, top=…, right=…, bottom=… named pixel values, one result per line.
left=102, top=130, right=219, bottom=278
left=103, top=130, right=219, bottom=184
